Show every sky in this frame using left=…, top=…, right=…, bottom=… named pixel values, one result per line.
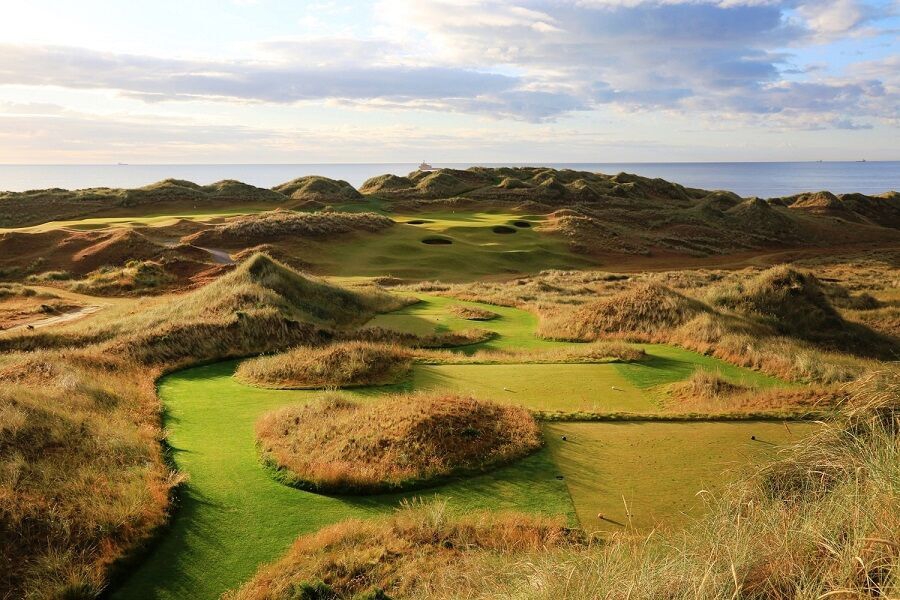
left=0, top=0, right=897, bottom=163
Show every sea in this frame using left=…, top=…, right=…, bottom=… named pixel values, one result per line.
left=0, top=162, right=897, bottom=198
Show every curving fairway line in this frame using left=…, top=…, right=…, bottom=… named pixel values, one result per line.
left=111, top=297, right=790, bottom=598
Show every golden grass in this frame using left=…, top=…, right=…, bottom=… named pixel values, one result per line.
left=447, top=304, right=498, bottom=321
left=236, top=342, right=412, bottom=389
left=225, top=499, right=578, bottom=600
left=256, top=393, right=542, bottom=493
left=0, top=350, right=179, bottom=598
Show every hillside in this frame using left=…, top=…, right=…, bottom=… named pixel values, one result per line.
left=0, top=175, right=361, bottom=228
left=2, top=170, right=898, bottom=276
left=0, top=253, right=417, bottom=598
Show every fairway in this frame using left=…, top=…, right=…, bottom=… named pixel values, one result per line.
left=365, top=294, right=570, bottom=351
left=112, top=362, right=574, bottom=600
left=413, top=363, right=651, bottom=413
left=545, top=421, right=817, bottom=533
left=303, top=213, right=594, bottom=280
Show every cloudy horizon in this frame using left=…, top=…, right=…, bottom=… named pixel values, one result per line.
left=0, top=0, right=897, bottom=163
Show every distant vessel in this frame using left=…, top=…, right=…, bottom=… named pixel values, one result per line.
left=418, top=161, right=436, bottom=171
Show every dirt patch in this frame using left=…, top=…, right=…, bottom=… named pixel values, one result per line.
left=492, top=225, right=517, bottom=234
left=512, top=220, right=532, bottom=228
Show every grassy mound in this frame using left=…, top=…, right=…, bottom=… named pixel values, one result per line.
left=551, top=282, right=709, bottom=340
left=712, top=266, right=897, bottom=357
left=359, top=173, right=414, bottom=194
left=271, top=176, right=362, bottom=203
left=184, top=210, right=393, bottom=247
left=224, top=500, right=575, bottom=600
left=716, top=267, right=842, bottom=333
left=70, top=260, right=176, bottom=295
left=71, top=229, right=168, bottom=272
left=448, top=304, right=498, bottom=321
left=87, top=253, right=409, bottom=364
left=256, top=393, right=542, bottom=493
left=235, top=342, right=412, bottom=389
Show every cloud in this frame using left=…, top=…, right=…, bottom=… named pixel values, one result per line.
left=0, top=1, right=896, bottom=128
left=0, top=43, right=587, bottom=122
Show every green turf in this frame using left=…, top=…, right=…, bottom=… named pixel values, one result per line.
left=365, top=294, right=569, bottom=351
left=617, top=344, right=785, bottom=394
left=305, top=213, right=594, bottom=280
left=111, top=362, right=574, bottom=600
left=412, top=364, right=650, bottom=413
left=545, top=420, right=817, bottom=534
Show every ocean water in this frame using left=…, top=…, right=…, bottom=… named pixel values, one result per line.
left=0, top=161, right=897, bottom=198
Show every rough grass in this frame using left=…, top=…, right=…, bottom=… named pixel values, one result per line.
left=235, top=342, right=412, bottom=389
left=69, top=260, right=174, bottom=295
left=545, top=282, right=709, bottom=340
left=255, top=393, right=543, bottom=493
left=524, top=266, right=893, bottom=383
left=224, top=499, right=578, bottom=600
left=0, top=351, right=178, bottom=598
left=448, top=304, right=498, bottom=320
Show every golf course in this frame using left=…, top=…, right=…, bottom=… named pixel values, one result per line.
left=3, top=167, right=895, bottom=600
left=112, top=295, right=811, bottom=599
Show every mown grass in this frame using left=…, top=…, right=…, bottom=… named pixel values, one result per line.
left=294, top=212, right=593, bottom=281
left=545, top=420, right=817, bottom=533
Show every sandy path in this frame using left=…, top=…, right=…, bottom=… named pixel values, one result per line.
left=197, top=247, right=235, bottom=265
left=2, top=304, right=104, bottom=333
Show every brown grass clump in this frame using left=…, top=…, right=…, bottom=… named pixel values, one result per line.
left=675, top=369, right=748, bottom=398
left=225, top=499, right=578, bottom=600
left=256, top=393, right=542, bottom=493
left=710, top=266, right=897, bottom=358
left=548, top=282, right=708, bottom=341
left=0, top=351, right=179, bottom=598
left=448, top=304, right=498, bottom=320
left=235, top=342, right=412, bottom=389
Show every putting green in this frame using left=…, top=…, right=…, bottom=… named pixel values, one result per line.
left=545, top=421, right=817, bottom=533
left=111, top=362, right=574, bottom=600
left=413, top=363, right=650, bottom=413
